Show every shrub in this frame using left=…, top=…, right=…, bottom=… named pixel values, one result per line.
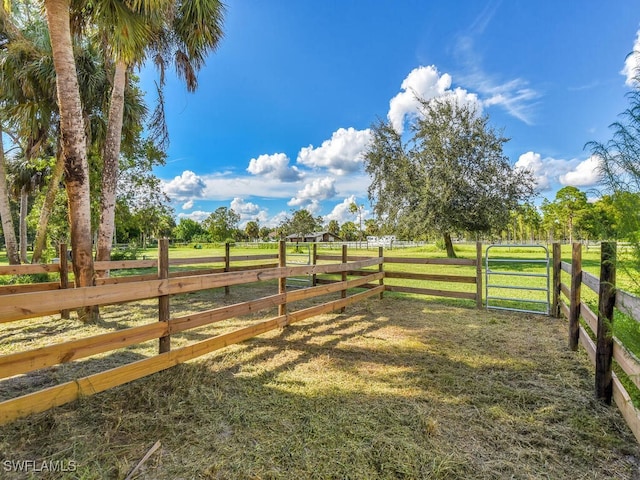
left=4, top=273, right=51, bottom=285
left=110, top=246, right=138, bottom=261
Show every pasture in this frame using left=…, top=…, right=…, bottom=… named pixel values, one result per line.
left=0, top=242, right=639, bottom=478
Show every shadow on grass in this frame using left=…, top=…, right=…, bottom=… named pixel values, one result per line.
left=2, top=298, right=640, bottom=479
left=0, top=320, right=80, bottom=345
left=0, top=350, right=150, bottom=402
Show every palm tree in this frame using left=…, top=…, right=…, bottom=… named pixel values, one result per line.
left=30, top=150, right=62, bottom=262
left=0, top=126, right=20, bottom=264
left=0, top=10, right=61, bottom=264
left=349, top=202, right=364, bottom=247
left=43, top=0, right=96, bottom=321
left=8, top=155, right=47, bottom=262
left=88, top=0, right=226, bottom=267
left=0, top=8, right=27, bottom=264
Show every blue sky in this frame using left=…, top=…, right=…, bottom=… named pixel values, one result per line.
left=141, top=0, right=640, bottom=228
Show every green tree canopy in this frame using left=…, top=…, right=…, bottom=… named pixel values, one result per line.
left=364, top=218, right=379, bottom=236
left=245, top=220, right=259, bottom=241
left=173, top=217, right=205, bottom=243
left=203, top=207, right=239, bottom=242
left=552, top=186, right=589, bottom=243
left=364, top=97, right=535, bottom=257
left=281, top=209, right=323, bottom=238
left=327, top=219, right=340, bottom=236
left=259, top=226, right=271, bottom=241
left=340, top=221, right=358, bottom=241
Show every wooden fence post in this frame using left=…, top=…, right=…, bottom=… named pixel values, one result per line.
left=158, top=239, right=170, bottom=353
left=596, top=241, right=616, bottom=404
left=312, top=243, right=317, bottom=287
left=224, top=242, right=231, bottom=296
left=552, top=242, right=561, bottom=318
left=278, top=240, right=287, bottom=316
left=59, top=243, right=70, bottom=319
left=568, top=243, right=582, bottom=351
left=378, top=246, right=384, bottom=299
left=340, top=244, right=347, bottom=313
left=476, top=242, right=483, bottom=309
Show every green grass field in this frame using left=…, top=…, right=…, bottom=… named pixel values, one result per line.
left=1, top=292, right=639, bottom=478
left=1, top=243, right=640, bottom=477
left=2, top=242, right=640, bottom=404
left=137, top=242, right=640, bottom=409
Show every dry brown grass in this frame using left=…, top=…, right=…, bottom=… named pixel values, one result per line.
left=1, top=286, right=640, bottom=479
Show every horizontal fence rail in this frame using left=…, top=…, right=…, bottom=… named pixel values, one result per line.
left=315, top=242, right=482, bottom=308
left=0, top=241, right=388, bottom=424
left=7, top=238, right=640, bottom=448
left=555, top=242, right=640, bottom=443
left=0, top=241, right=484, bottom=424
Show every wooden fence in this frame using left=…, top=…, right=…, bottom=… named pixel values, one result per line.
left=0, top=240, right=390, bottom=424
left=316, top=242, right=483, bottom=308
left=8, top=239, right=640, bottom=443
left=553, top=242, right=640, bottom=442
left=0, top=241, right=484, bottom=425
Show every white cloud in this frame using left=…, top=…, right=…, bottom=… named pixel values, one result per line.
left=181, top=200, right=194, bottom=210
left=305, top=200, right=323, bottom=215
left=230, top=197, right=260, bottom=216
left=387, top=65, right=480, bottom=134
left=230, top=197, right=268, bottom=226
left=622, top=29, right=640, bottom=87
left=297, top=127, right=372, bottom=175
left=163, top=170, right=206, bottom=201
left=333, top=172, right=372, bottom=200
left=325, top=196, right=370, bottom=225
left=559, top=155, right=602, bottom=187
left=454, top=36, right=539, bottom=124
left=480, top=79, right=538, bottom=124
left=515, top=151, right=581, bottom=191
left=265, top=210, right=289, bottom=228
left=288, top=177, right=337, bottom=208
left=178, top=210, right=210, bottom=222
left=199, top=173, right=299, bottom=200
left=246, top=153, right=302, bottom=182
left=325, top=196, right=356, bottom=224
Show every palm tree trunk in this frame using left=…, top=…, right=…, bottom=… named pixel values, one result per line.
left=19, top=185, right=28, bottom=263
left=568, top=215, right=573, bottom=244
left=0, top=125, right=20, bottom=265
left=443, top=232, right=457, bottom=258
left=96, top=59, right=127, bottom=275
left=45, top=0, right=97, bottom=323
left=31, top=151, right=65, bottom=263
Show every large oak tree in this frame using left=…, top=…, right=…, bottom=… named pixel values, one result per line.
left=364, top=97, right=534, bottom=257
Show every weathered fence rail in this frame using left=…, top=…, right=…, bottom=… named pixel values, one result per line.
left=0, top=241, right=485, bottom=425
left=4, top=240, right=640, bottom=445
left=0, top=241, right=385, bottom=424
left=315, top=242, right=482, bottom=307
left=555, top=242, right=640, bottom=442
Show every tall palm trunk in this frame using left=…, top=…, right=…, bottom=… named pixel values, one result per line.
left=96, top=59, right=127, bottom=274
left=31, top=151, right=65, bottom=263
left=19, top=184, right=28, bottom=263
left=44, top=0, right=97, bottom=322
left=0, top=125, right=20, bottom=265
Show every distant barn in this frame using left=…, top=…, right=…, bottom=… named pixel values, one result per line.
left=286, top=231, right=342, bottom=242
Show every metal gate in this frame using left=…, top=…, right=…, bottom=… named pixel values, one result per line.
left=485, top=244, right=550, bottom=315
left=286, top=244, right=312, bottom=288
